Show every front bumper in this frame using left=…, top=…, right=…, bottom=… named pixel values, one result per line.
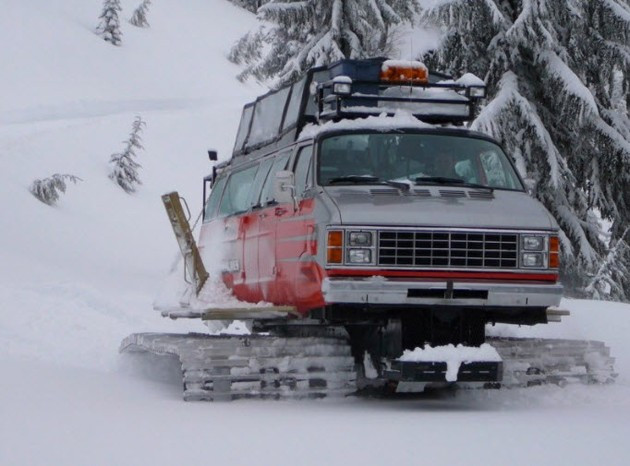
left=322, top=276, right=563, bottom=308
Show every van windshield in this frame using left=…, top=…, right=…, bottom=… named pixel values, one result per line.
left=318, top=133, right=524, bottom=191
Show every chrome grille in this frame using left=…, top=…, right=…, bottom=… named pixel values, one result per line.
left=378, top=230, right=519, bottom=269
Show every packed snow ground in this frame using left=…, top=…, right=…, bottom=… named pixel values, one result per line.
left=0, top=1, right=629, bottom=465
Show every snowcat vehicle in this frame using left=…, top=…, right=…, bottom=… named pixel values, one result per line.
left=122, top=58, right=615, bottom=400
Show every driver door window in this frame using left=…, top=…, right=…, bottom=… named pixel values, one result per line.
left=293, top=145, right=313, bottom=197
left=260, top=152, right=291, bottom=206
left=204, top=175, right=227, bottom=221
left=219, top=165, right=259, bottom=216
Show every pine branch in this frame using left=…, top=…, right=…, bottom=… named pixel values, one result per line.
left=96, top=0, right=123, bottom=46
left=422, top=0, right=630, bottom=299
left=130, top=0, right=152, bottom=28
left=108, top=116, right=146, bottom=193
left=30, top=174, right=82, bottom=206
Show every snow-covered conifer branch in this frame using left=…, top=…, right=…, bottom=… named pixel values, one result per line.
left=586, top=228, right=630, bottom=301
left=230, top=0, right=417, bottom=86
left=96, top=0, right=123, bottom=46
left=108, top=116, right=146, bottom=193
left=228, top=0, right=271, bottom=13
left=130, top=0, right=152, bottom=28
left=30, top=174, right=82, bottom=206
left=421, top=0, right=630, bottom=299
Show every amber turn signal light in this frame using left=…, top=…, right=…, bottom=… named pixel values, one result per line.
left=327, top=248, right=343, bottom=264
left=327, top=230, right=343, bottom=264
left=328, top=230, right=343, bottom=247
left=549, top=236, right=559, bottom=268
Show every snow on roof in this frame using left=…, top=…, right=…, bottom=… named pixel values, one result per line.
left=456, top=73, right=485, bottom=87
left=298, top=110, right=434, bottom=140
left=399, top=343, right=502, bottom=382
left=381, top=59, right=428, bottom=72
left=333, top=75, right=353, bottom=84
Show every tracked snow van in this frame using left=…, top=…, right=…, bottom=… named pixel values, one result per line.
left=122, top=58, right=615, bottom=400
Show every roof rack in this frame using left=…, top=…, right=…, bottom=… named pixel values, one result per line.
left=315, top=59, right=485, bottom=124
left=231, top=57, right=486, bottom=159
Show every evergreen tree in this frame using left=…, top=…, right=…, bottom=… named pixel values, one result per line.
left=586, top=228, right=630, bottom=301
left=109, top=116, right=146, bottom=193
left=229, top=0, right=418, bottom=86
left=419, top=0, right=630, bottom=298
left=30, top=174, right=82, bottom=206
left=228, top=0, right=269, bottom=13
left=96, top=0, right=123, bottom=46
left=130, top=0, right=152, bottom=28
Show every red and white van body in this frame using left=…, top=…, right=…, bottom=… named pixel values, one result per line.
left=198, top=127, right=563, bottom=323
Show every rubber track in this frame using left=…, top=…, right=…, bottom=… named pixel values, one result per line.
left=120, top=333, right=357, bottom=401
left=487, top=337, right=617, bottom=387
left=120, top=333, right=616, bottom=400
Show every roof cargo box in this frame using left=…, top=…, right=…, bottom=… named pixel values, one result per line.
left=328, top=58, right=384, bottom=82
left=328, top=58, right=383, bottom=107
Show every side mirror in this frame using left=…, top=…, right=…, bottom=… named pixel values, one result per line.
left=524, top=177, right=537, bottom=195
left=208, top=150, right=218, bottom=162
left=274, top=170, right=296, bottom=208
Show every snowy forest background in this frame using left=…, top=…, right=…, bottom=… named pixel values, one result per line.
left=225, top=0, right=630, bottom=302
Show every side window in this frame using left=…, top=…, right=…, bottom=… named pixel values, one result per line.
left=204, top=175, right=227, bottom=221
left=248, top=158, right=274, bottom=208
left=293, top=145, right=313, bottom=197
left=219, top=165, right=259, bottom=216
left=260, top=153, right=291, bottom=206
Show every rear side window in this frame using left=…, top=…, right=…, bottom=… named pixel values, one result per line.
left=219, top=165, right=259, bottom=216
left=294, top=145, right=313, bottom=197
left=260, top=153, right=291, bottom=206
left=248, top=87, right=291, bottom=148
left=233, top=105, right=253, bottom=153
left=204, top=175, right=227, bottom=221
left=282, top=77, right=307, bottom=131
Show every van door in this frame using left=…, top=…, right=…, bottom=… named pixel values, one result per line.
left=242, top=157, right=274, bottom=302
left=212, top=164, right=258, bottom=296
left=257, top=151, right=291, bottom=303
left=198, top=173, right=228, bottom=277
left=275, top=144, right=316, bottom=309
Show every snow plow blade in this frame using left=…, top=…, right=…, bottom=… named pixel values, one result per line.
left=385, top=360, right=503, bottom=383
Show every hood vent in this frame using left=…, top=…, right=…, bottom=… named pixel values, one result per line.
left=468, top=190, right=494, bottom=200
left=439, top=189, right=467, bottom=198
left=370, top=188, right=400, bottom=196
left=413, top=189, right=432, bottom=197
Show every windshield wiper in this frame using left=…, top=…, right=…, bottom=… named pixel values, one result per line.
left=329, top=175, right=410, bottom=192
left=329, top=175, right=380, bottom=184
left=383, top=179, right=411, bottom=192
left=414, top=176, right=494, bottom=192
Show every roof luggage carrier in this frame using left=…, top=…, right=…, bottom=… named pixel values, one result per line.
left=315, top=58, right=486, bottom=125
left=230, top=57, right=486, bottom=159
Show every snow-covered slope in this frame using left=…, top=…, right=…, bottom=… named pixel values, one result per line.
left=0, top=2, right=629, bottom=466
left=0, top=0, right=263, bottom=370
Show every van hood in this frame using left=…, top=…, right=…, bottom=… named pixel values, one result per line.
left=323, top=186, right=557, bottom=230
